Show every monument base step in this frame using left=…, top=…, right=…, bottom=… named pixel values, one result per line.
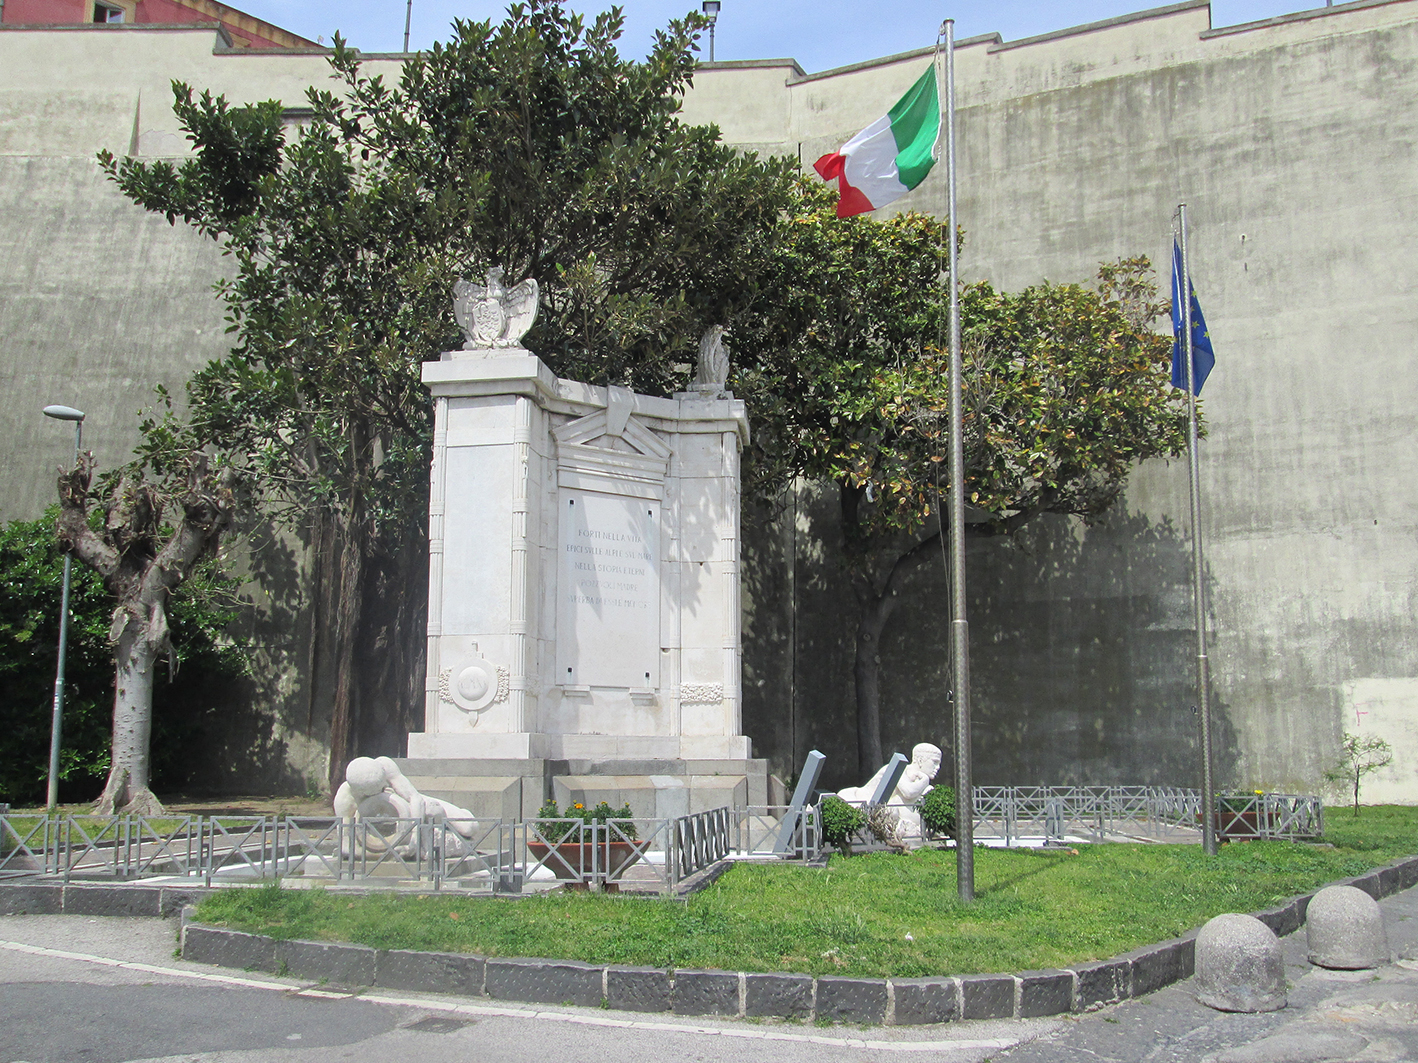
left=394, top=754, right=780, bottom=822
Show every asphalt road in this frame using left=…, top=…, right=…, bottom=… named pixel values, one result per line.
left=1, top=881, right=1416, bottom=1063
left=0, top=914, right=1059, bottom=1063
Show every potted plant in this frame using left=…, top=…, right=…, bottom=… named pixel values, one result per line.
left=1215, top=791, right=1265, bottom=841
left=527, top=800, right=643, bottom=889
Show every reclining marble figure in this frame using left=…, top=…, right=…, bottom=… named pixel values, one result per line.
left=333, top=756, right=479, bottom=844
left=835, top=743, right=942, bottom=845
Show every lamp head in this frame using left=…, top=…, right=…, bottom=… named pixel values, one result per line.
left=702, top=1, right=720, bottom=20
left=42, top=405, right=86, bottom=422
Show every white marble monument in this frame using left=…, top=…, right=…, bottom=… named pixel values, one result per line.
left=397, top=281, right=768, bottom=820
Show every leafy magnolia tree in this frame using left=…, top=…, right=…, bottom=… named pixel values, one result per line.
left=54, top=449, right=237, bottom=815
left=735, top=183, right=1192, bottom=774
left=0, top=510, right=247, bottom=807
left=99, top=1, right=796, bottom=786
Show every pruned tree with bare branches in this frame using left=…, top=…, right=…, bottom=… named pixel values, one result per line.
left=54, top=451, right=235, bottom=816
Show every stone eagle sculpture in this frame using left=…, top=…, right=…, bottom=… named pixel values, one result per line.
left=696, top=324, right=730, bottom=391
left=453, top=267, right=539, bottom=349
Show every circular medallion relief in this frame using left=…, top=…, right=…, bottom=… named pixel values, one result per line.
left=457, top=664, right=492, bottom=704
left=440, top=654, right=507, bottom=714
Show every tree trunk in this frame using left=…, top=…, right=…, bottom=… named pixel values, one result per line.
left=839, top=479, right=948, bottom=781
left=326, top=513, right=365, bottom=792
left=357, top=526, right=428, bottom=756
left=94, top=610, right=165, bottom=817
left=852, top=587, right=896, bottom=778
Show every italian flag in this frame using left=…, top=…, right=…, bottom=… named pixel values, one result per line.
left=813, top=63, right=941, bottom=219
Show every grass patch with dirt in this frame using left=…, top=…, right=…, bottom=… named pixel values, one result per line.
left=193, top=805, right=1418, bottom=978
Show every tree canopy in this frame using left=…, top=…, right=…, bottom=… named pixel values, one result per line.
left=100, top=0, right=797, bottom=784
left=733, top=182, right=1192, bottom=772
left=98, top=0, right=1194, bottom=786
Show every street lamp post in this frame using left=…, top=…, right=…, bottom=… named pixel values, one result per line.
left=701, top=1, right=720, bottom=62
left=42, top=404, right=85, bottom=813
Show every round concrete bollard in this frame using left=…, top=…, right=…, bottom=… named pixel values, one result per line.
left=1194, top=913, right=1287, bottom=1013
left=1307, top=884, right=1389, bottom=970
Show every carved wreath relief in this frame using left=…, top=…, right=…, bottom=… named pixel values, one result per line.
left=680, top=683, right=724, bottom=704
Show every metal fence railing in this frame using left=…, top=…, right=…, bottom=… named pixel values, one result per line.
left=0, top=804, right=813, bottom=891
left=730, top=805, right=820, bottom=860
left=832, top=786, right=1320, bottom=848
left=0, top=788, right=1322, bottom=887
left=1215, top=792, right=1323, bottom=841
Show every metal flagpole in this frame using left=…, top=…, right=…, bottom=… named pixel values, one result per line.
left=944, top=18, right=974, bottom=901
left=1177, top=203, right=1217, bottom=857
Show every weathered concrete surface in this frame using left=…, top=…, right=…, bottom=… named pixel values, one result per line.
left=706, top=2, right=1418, bottom=796
left=1307, top=883, right=1391, bottom=969
left=5, top=878, right=1418, bottom=1062
left=1194, top=913, right=1286, bottom=1013
left=991, top=865, right=1418, bottom=1061
left=5, top=7, right=1418, bottom=796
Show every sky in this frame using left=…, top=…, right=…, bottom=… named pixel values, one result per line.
left=233, top=1, right=1334, bottom=71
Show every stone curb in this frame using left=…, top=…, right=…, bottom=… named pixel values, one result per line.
left=0, top=881, right=208, bottom=919
left=7, top=852, right=1418, bottom=1025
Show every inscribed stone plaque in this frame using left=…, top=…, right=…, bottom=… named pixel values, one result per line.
left=556, top=490, right=660, bottom=689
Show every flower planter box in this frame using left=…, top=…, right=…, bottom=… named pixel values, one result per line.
left=1216, top=809, right=1263, bottom=841
left=526, top=838, right=645, bottom=891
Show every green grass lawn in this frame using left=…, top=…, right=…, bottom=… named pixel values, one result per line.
left=193, top=804, right=1418, bottom=978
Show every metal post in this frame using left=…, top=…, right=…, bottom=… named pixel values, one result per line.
left=403, top=0, right=413, bottom=52
left=46, top=415, right=82, bottom=812
left=1178, top=204, right=1218, bottom=857
left=943, top=19, right=974, bottom=902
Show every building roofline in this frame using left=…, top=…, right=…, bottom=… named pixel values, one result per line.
left=985, top=0, right=1209, bottom=54
left=698, top=57, right=808, bottom=79
left=0, top=13, right=317, bottom=50
left=0, top=21, right=342, bottom=54
left=174, top=0, right=318, bottom=48
left=698, top=0, right=1417, bottom=84
left=790, top=39, right=997, bottom=85
left=1200, top=0, right=1416, bottom=38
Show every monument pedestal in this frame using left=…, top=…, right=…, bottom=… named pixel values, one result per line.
left=405, top=348, right=768, bottom=819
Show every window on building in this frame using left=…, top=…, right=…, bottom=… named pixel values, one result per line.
left=93, top=4, right=125, bottom=22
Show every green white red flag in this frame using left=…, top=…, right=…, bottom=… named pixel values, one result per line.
left=813, top=63, right=941, bottom=218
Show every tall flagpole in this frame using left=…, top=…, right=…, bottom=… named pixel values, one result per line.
left=944, top=18, right=974, bottom=902
left=1178, top=203, right=1217, bottom=857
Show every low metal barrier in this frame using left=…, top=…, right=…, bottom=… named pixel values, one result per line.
left=832, top=786, right=1317, bottom=848
left=0, top=789, right=1321, bottom=885
left=0, top=804, right=811, bottom=891
left=731, top=805, right=820, bottom=859
left=1215, top=792, right=1323, bottom=841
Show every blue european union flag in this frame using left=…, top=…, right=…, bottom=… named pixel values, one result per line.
left=1171, top=241, right=1215, bottom=395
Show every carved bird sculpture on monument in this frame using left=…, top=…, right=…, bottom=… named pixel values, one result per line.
left=696, top=324, right=730, bottom=393
left=453, top=267, right=539, bottom=349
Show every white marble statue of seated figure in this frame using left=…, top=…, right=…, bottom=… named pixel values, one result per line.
left=835, top=743, right=942, bottom=845
left=333, top=755, right=478, bottom=840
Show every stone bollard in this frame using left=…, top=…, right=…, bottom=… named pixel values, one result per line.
left=1194, top=913, right=1287, bottom=1013
left=1307, top=884, right=1389, bottom=970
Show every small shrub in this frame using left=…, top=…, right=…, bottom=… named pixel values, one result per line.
left=918, top=786, right=956, bottom=835
left=819, top=795, right=866, bottom=853
left=535, top=799, right=638, bottom=841
left=1324, top=732, right=1394, bottom=817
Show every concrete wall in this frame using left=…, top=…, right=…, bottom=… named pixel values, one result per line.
left=690, top=0, right=1418, bottom=798
left=3, top=5, right=1416, bottom=800
left=0, top=25, right=395, bottom=794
